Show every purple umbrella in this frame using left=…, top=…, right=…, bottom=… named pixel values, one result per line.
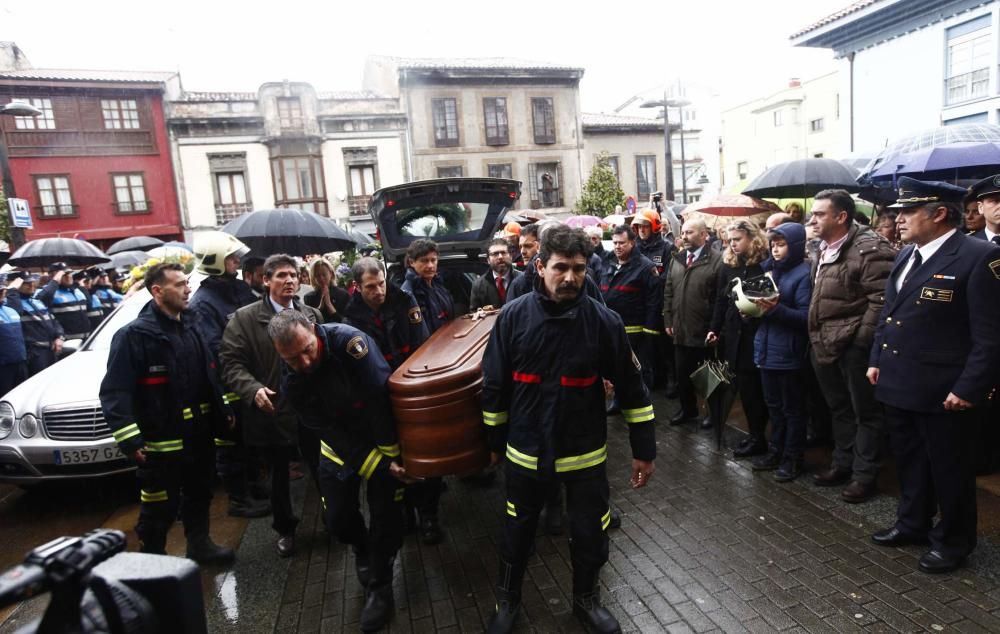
left=866, top=142, right=1000, bottom=180
left=565, top=215, right=605, bottom=229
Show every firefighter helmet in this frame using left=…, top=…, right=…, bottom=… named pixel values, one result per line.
left=194, top=231, right=251, bottom=276
left=631, top=208, right=661, bottom=233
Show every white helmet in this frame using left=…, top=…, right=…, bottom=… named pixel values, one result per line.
left=193, top=231, right=250, bottom=276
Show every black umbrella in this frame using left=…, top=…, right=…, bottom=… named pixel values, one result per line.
left=349, top=229, right=375, bottom=246
left=106, top=236, right=164, bottom=255
left=222, top=209, right=355, bottom=256
left=8, top=237, right=111, bottom=268
left=742, top=158, right=861, bottom=199
left=103, top=250, right=151, bottom=271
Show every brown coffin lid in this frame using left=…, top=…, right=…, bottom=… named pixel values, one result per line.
left=388, top=310, right=499, bottom=397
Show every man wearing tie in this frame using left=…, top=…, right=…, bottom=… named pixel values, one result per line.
left=966, top=174, right=1000, bottom=244
left=470, top=239, right=521, bottom=311
left=867, top=177, right=1000, bottom=574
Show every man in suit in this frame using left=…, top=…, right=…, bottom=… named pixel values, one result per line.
left=867, top=177, right=1000, bottom=574
left=470, top=239, right=522, bottom=311
left=966, top=174, right=1000, bottom=245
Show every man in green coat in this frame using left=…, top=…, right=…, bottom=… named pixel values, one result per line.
left=220, top=254, right=322, bottom=558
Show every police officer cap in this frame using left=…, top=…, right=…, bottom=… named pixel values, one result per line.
left=71, top=270, right=88, bottom=281
left=48, top=261, right=69, bottom=274
left=7, top=270, right=40, bottom=283
left=889, top=176, right=967, bottom=209
left=966, top=173, right=1000, bottom=203
left=86, top=267, right=105, bottom=280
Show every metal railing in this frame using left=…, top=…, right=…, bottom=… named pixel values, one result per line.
left=215, top=203, right=253, bottom=225
left=34, top=203, right=79, bottom=218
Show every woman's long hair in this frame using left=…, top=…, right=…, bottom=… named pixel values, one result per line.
left=722, top=220, right=768, bottom=267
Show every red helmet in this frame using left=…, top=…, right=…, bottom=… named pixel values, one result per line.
left=631, top=209, right=661, bottom=234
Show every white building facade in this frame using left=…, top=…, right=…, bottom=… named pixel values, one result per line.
left=721, top=72, right=842, bottom=187
left=792, top=0, right=1000, bottom=154
left=167, top=82, right=407, bottom=237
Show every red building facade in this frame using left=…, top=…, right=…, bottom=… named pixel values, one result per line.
left=0, top=70, right=183, bottom=248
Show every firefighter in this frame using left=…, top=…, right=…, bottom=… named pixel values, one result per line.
left=269, top=310, right=413, bottom=632
left=482, top=225, right=656, bottom=634
left=100, top=262, right=236, bottom=564
left=189, top=231, right=271, bottom=519
left=36, top=263, right=90, bottom=341
left=4, top=272, right=64, bottom=376
left=632, top=208, right=675, bottom=391
left=343, top=257, right=428, bottom=371
left=599, top=225, right=662, bottom=391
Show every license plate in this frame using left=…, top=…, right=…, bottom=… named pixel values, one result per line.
left=53, top=447, right=125, bottom=465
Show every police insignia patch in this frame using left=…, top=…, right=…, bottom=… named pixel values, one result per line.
left=990, top=259, right=1000, bottom=281
left=408, top=306, right=423, bottom=324
left=347, top=335, right=368, bottom=359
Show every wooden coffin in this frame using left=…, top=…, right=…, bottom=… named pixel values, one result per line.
left=388, top=309, right=497, bottom=478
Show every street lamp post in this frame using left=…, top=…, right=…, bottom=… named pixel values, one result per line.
left=641, top=96, right=691, bottom=204
left=0, top=101, right=43, bottom=250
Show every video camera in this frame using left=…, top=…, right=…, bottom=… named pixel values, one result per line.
left=0, top=529, right=207, bottom=634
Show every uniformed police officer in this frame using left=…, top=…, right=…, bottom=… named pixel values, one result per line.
left=100, top=262, right=236, bottom=564
left=4, top=272, right=64, bottom=376
left=0, top=280, right=29, bottom=395
left=867, top=177, right=1000, bottom=574
left=482, top=225, right=656, bottom=634
left=189, top=232, right=271, bottom=519
left=269, top=310, right=411, bottom=633
left=90, top=268, right=124, bottom=318
left=77, top=269, right=105, bottom=332
left=36, top=263, right=90, bottom=341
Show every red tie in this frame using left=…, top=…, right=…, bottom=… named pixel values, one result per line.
left=496, top=275, right=506, bottom=303
left=686, top=252, right=694, bottom=268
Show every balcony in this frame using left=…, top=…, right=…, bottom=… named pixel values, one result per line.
left=944, top=68, right=990, bottom=106
left=215, top=203, right=253, bottom=225
left=3, top=129, right=156, bottom=157
left=112, top=200, right=152, bottom=215
left=347, top=195, right=372, bottom=216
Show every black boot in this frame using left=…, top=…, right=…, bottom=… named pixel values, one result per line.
left=419, top=514, right=443, bottom=545
left=186, top=534, right=235, bottom=565
left=227, top=495, right=272, bottom=518
left=359, top=585, right=394, bottom=632
left=573, top=585, right=621, bottom=634
left=487, top=559, right=526, bottom=634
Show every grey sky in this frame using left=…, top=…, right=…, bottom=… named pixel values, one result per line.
left=3, top=0, right=848, bottom=111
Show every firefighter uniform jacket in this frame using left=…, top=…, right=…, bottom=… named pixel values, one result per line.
left=401, top=269, right=454, bottom=334
left=100, top=301, right=232, bottom=457
left=36, top=281, right=90, bottom=338
left=280, top=323, right=399, bottom=481
left=5, top=289, right=64, bottom=347
left=343, top=283, right=429, bottom=371
left=599, top=253, right=663, bottom=336
left=637, top=233, right=674, bottom=277
left=507, top=255, right=607, bottom=304
left=481, top=288, right=656, bottom=480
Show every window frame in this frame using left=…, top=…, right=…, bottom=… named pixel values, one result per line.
left=270, top=155, right=328, bottom=215
left=483, top=97, right=509, bottom=146
left=101, top=99, right=141, bottom=130
left=277, top=97, right=304, bottom=130
left=32, top=174, right=76, bottom=218
left=531, top=97, right=556, bottom=145
left=436, top=165, right=464, bottom=178
left=110, top=172, right=151, bottom=215
left=635, top=155, right=657, bottom=200
left=432, top=98, right=460, bottom=147
left=12, top=98, right=56, bottom=130
left=809, top=118, right=825, bottom=133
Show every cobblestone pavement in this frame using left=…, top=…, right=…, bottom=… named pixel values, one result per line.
left=210, top=391, right=1000, bottom=633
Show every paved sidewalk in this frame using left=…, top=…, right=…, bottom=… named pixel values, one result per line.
left=225, top=392, right=1000, bottom=633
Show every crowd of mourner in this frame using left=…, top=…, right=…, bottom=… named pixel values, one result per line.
left=1, top=172, right=999, bottom=633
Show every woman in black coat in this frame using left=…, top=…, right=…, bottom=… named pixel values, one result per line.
left=706, top=219, right=770, bottom=458
left=303, top=258, right=350, bottom=323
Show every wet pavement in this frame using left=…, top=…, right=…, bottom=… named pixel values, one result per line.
left=4, top=387, right=1000, bottom=632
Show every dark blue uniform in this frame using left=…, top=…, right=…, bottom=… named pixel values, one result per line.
left=599, top=253, right=662, bottom=390
left=870, top=231, right=1000, bottom=559
left=343, top=283, right=428, bottom=371
left=401, top=269, right=454, bottom=334
left=93, top=284, right=124, bottom=317
left=481, top=286, right=655, bottom=596
left=0, top=300, right=28, bottom=395
left=5, top=288, right=63, bottom=376
left=36, top=281, right=90, bottom=339
left=507, top=254, right=607, bottom=304
left=280, top=323, right=402, bottom=596
left=100, top=300, right=233, bottom=554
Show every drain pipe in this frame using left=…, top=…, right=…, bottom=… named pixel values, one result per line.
left=848, top=52, right=856, bottom=153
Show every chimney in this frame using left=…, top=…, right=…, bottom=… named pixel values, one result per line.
left=789, top=77, right=801, bottom=88
left=0, top=42, right=32, bottom=72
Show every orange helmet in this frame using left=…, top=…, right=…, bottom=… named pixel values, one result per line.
left=503, top=221, right=522, bottom=237
left=631, top=208, right=661, bottom=233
